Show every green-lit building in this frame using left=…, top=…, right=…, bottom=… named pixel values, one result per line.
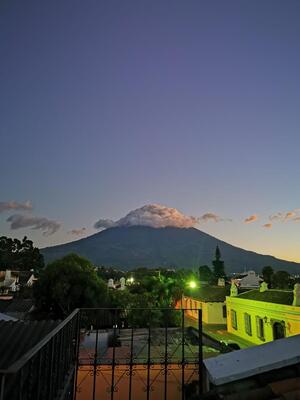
left=226, top=283, right=300, bottom=344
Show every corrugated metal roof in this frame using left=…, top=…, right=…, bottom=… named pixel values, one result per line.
left=0, top=320, right=60, bottom=370
left=0, top=298, right=34, bottom=316
left=0, top=313, right=17, bottom=321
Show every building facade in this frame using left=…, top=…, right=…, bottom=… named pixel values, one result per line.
left=180, top=286, right=229, bottom=324
left=226, top=284, right=300, bottom=345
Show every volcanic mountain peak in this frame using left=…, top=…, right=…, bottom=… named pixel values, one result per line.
left=41, top=225, right=300, bottom=274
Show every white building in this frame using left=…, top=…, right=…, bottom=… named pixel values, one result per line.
left=0, top=270, right=35, bottom=294
left=234, top=270, right=262, bottom=289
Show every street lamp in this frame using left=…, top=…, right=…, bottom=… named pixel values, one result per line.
left=189, top=280, right=197, bottom=289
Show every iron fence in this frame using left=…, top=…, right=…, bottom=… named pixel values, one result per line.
left=0, top=308, right=203, bottom=400
left=0, top=309, right=80, bottom=400
left=75, top=308, right=203, bottom=400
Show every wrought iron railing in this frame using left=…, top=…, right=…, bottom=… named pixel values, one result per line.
left=0, top=309, right=80, bottom=400
left=0, top=308, right=203, bottom=400
left=74, top=308, right=203, bottom=400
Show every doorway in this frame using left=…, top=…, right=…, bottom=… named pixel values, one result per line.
left=272, top=321, right=285, bottom=340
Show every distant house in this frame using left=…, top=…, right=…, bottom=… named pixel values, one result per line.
left=0, top=270, right=35, bottom=294
left=180, top=286, right=229, bottom=324
left=234, top=270, right=262, bottom=289
left=226, top=283, right=300, bottom=344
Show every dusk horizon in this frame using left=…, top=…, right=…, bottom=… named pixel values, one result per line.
left=1, top=0, right=300, bottom=263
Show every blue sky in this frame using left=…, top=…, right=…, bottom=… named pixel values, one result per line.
left=1, top=0, right=300, bottom=261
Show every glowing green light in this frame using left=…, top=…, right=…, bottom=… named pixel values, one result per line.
left=189, top=281, right=196, bottom=289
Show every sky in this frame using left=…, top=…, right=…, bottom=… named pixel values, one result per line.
left=1, top=0, right=300, bottom=262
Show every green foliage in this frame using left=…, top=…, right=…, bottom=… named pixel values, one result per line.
left=34, top=253, right=107, bottom=316
left=97, top=266, right=125, bottom=281
left=107, top=272, right=184, bottom=327
left=262, top=266, right=274, bottom=286
left=271, top=270, right=291, bottom=289
left=0, top=236, right=44, bottom=272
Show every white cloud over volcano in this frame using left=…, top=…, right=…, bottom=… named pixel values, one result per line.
left=94, top=204, right=199, bottom=229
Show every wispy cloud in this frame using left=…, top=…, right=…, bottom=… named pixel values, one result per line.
left=199, top=213, right=231, bottom=223
left=263, top=223, right=272, bottom=229
left=7, top=214, right=61, bottom=236
left=244, top=215, right=258, bottom=224
left=68, top=227, right=87, bottom=236
left=269, top=209, right=299, bottom=223
left=0, top=201, right=32, bottom=213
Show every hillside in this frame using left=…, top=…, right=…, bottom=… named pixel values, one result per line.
left=41, top=226, right=300, bottom=274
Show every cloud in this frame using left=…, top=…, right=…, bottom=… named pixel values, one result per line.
left=263, top=223, right=272, bottom=229
left=94, top=219, right=115, bottom=229
left=0, top=201, right=32, bottom=213
left=7, top=214, right=61, bottom=236
left=94, top=204, right=199, bottom=229
left=269, top=210, right=299, bottom=222
left=199, top=213, right=221, bottom=223
left=68, top=227, right=87, bottom=236
left=285, top=211, right=295, bottom=219
left=244, top=215, right=258, bottom=224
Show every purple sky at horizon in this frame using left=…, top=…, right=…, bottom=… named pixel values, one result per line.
left=1, top=0, right=300, bottom=262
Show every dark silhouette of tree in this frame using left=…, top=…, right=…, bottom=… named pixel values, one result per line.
left=261, top=266, right=274, bottom=287
left=0, top=236, right=44, bottom=272
left=34, top=253, right=107, bottom=316
left=212, top=246, right=225, bottom=280
left=272, top=270, right=290, bottom=289
left=198, top=265, right=213, bottom=284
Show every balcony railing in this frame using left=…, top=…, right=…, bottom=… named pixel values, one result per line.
left=0, top=308, right=203, bottom=400
left=0, top=309, right=80, bottom=400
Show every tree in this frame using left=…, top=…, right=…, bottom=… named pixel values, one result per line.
left=272, top=270, right=290, bottom=289
left=212, top=246, right=225, bottom=280
left=198, top=265, right=213, bottom=284
left=34, top=253, right=107, bottom=316
left=262, top=266, right=274, bottom=287
left=0, top=236, right=44, bottom=272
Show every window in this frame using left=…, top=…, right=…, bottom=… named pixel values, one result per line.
left=222, top=305, right=227, bottom=318
left=256, top=317, right=265, bottom=341
left=244, top=313, right=252, bottom=336
left=231, top=310, right=237, bottom=330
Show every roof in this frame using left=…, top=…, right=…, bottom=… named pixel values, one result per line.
left=0, top=298, right=34, bottom=316
left=0, top=320, right=60, bottom=370
left=204, top=334, right=300, bottom=386
left=235, top=289, right=294, bottom=305
left=17, top=271, right=34, bottom=285
left=0, top=313, right=17, bottom=321
left=185, top=286, right=230, bottom=302
left=0, top=278, right=15, bottom=288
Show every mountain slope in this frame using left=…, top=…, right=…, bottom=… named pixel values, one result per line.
left=41, top=226, right=300, bottom=273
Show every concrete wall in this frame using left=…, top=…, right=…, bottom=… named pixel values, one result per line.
left=180, top=296, right=226, bottom=324
left=226, top=296, right=300, bottom=345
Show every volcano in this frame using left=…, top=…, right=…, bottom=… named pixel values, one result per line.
left=41, top=226, right=300, bottom=274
